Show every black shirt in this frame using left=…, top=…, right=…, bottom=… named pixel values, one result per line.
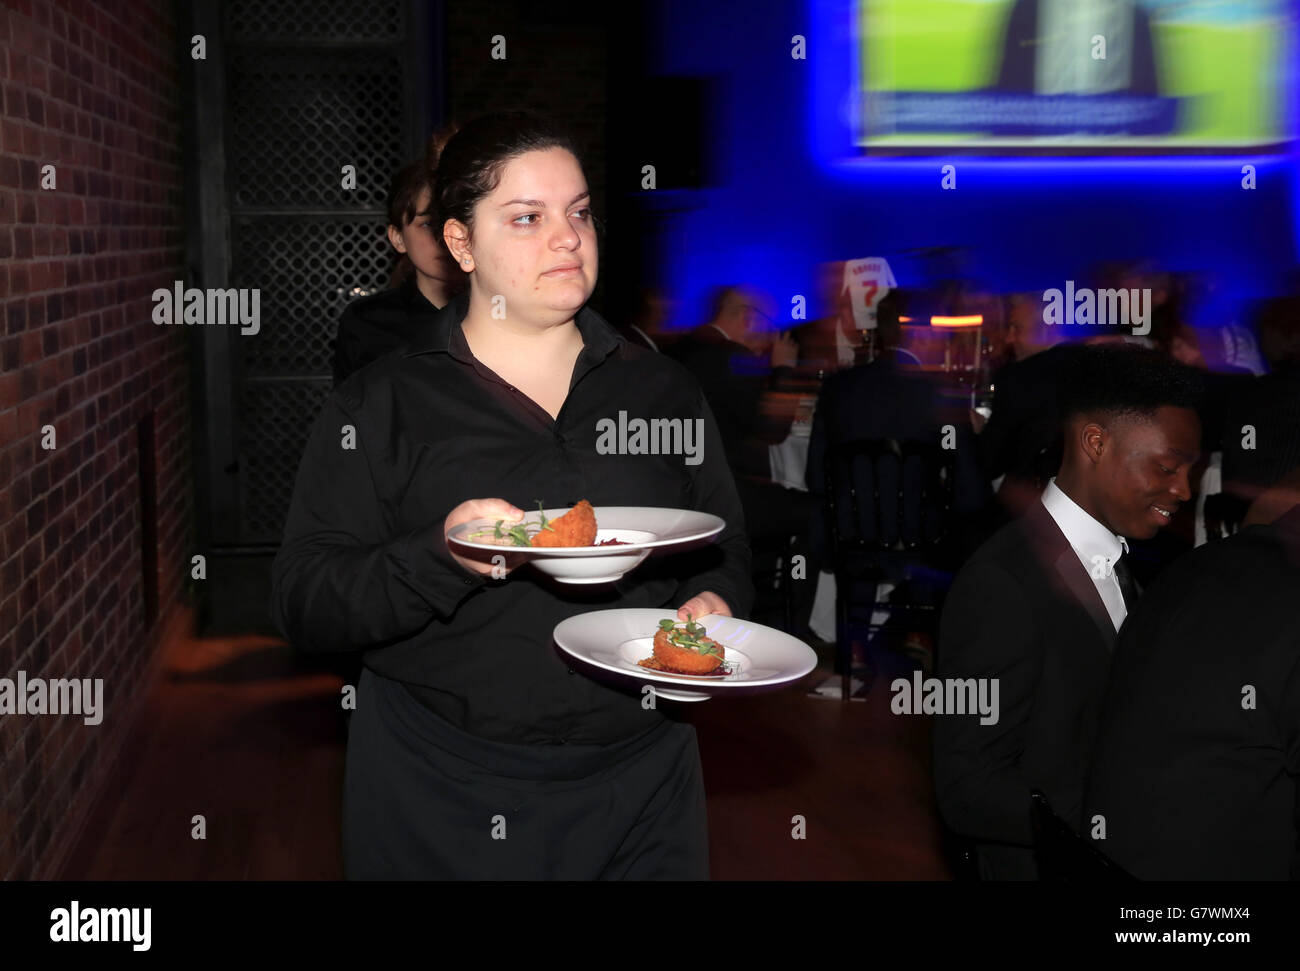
left=332, top=274, right=441, bottom=387
left=271, top=288, right=754, bottom=745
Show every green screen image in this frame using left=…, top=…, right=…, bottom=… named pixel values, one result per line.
left=860, top=0, right=1292, bottom=150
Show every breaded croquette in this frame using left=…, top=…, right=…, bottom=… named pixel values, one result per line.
left=649, top=626, right=724, bottom=674
left=530, top=499, right=598, bottom=548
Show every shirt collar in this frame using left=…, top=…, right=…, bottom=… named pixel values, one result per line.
left=1041, top=477, right=1129, bottom=564
left=628, top=323, right=658, bottom=352
left=402, top=287, right=626, bottom=361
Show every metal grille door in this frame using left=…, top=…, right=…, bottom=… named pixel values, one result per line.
left=184, top=0, right=434, bottom=630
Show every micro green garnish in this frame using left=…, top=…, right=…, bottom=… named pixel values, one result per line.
left=504, top=525, right=532, bottom=546
left=536, top=500, right=555, bottom=533
left=464, top=500, right=555, bottom=546
left=658, top=614, right=718, bottom=655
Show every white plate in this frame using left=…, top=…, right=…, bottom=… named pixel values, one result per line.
left=446, top=507, right=725, bottom=584
left=553, top=608, right=819, bottom=701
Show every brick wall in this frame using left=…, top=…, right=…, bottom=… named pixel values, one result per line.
left=0, top=0, right=190, bottom=879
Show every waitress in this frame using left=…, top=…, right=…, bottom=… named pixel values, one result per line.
left=270, top=111, right=753, bottom=879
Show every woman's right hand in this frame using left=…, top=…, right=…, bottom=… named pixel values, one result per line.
left=444, top=498, right=528, bottom=577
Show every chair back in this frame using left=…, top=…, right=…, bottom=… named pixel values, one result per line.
left=823, top=438, right=956, bottom=559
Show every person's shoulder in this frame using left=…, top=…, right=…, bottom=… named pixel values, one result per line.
left=339, top=286, right=409, bottom=321
left=331, top=343, right=421, bottom=414
left=954, top=508, right=1046, bottom=588
left=1009, top=341, right=1067, bottom=374
left=1163, top=516, right=1300, bottom=590
left=974, top=514, right=1036, bottom=562
left=613, top=337, right=705, bottom=392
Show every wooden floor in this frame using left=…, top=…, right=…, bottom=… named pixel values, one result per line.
left=60, top=619, right=952, bottom=880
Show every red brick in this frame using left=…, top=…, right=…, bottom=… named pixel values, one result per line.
left=0, top=0, right=191, bottom=882
left=0, top=120, right=20, bottom=154
left=19, top=331, right=41, bottom=365
left=12, top=226, right=33, bottom=258
left=9, top=51, right=31, bottom=86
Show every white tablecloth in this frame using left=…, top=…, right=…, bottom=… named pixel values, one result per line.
left=769, top=420, right=811, bottom=491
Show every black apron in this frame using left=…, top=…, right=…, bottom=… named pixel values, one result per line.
left=342, top=666, right=710, bottom=879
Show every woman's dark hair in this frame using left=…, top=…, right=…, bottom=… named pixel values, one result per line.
left=431, top=111, right=593, bottom=258
left=385, top=160, right=434, bottom=230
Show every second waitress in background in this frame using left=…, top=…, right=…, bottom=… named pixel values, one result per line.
left=271, top=111, right=754, bottom=879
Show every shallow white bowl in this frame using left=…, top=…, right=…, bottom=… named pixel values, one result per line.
left=446, top=507, right=725, bottom=585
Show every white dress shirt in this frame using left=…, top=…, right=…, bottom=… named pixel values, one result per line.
left=1040, top=477, right=1130, bottom=631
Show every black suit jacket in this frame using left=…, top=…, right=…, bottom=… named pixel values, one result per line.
left=1223, top=364, right=1300, bottom=490
left=1084, top=504, right=1300, bottom=879
left=806, top=354, right=986, bottom=561
left=933, top=499, right=1117, bottom=879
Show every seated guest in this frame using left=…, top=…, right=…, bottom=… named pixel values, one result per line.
left=1223, top=296, right=1300, bottom=510
left=616, top=286, right=678, bottom=354
left=932, top=344, right=1203, bottom=879
left=1085, top=461, right=1300, bottom=879
left=1149, top=301, right=1255, bottom=453
left=807, top=289, right=984, bottom=562
left=981, top=293, right=1021, bottom=380
left=805, top=290, right=985, bottom=662
left=790, top=261, right=865, bottom=376
left=332, top=154, right=466, bottom=386
left=670, top=286, right=814, bottom=631
left=976, top=293, right=1074, bottom=518
left=669, top=285, right=800, bottom=476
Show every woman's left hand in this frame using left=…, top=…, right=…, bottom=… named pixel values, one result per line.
left=677, top=591, right=732, bottom=621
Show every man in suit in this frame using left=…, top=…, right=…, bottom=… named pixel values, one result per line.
left=807, top=289, right=987, bottom=566
left=1084, top=460, right=1300, bottom=879
left=977, top=293, right=1072, bottom=519
left=614, top=286, right=679, bottom=355
left=1224, top=296, right=1300, bottom=499
left=995, top=0, right=1159, bottom=97
left=670, top=285, right=812, bottom=631
left=669, top=285, right=799, bottom=478
left=932, top=344, right=1203, bottom=879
